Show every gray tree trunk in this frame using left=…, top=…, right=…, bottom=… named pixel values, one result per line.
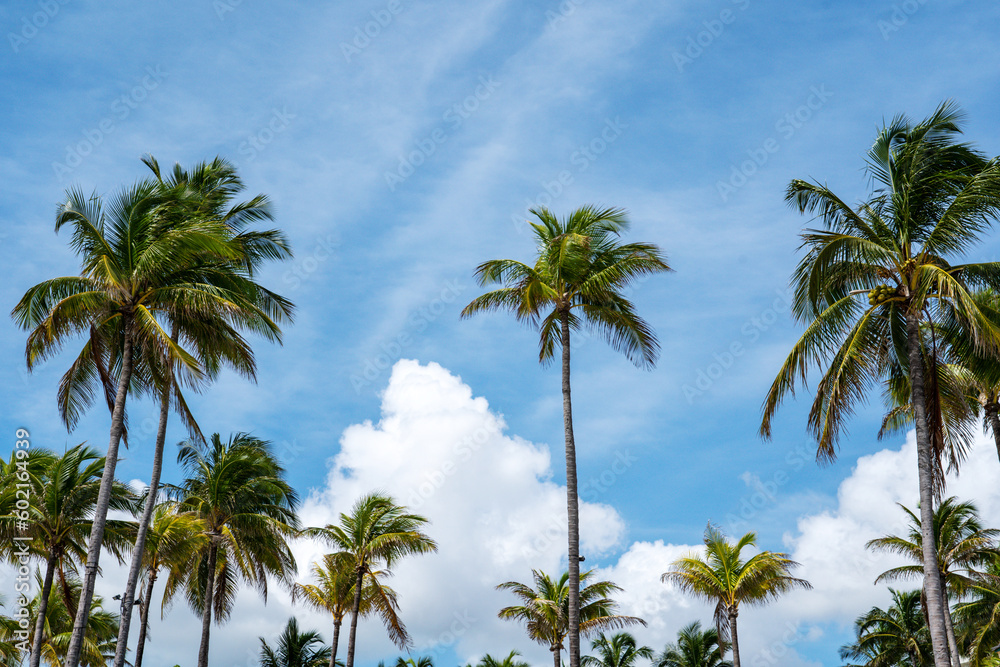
left=329, top=618, right=341, bottom=667
left=134, top=570, right=157, bottom=667
left=28, top=553, right=58, bottom=667
left=344, top=566, right=365, bottom=667
left=197, top=540, right=219, bottom=667
left=729, top=609, right=740, bottom=667
left=560, top=309, right=581, bottom=667
left=985, top=400, right=1000, bottom=464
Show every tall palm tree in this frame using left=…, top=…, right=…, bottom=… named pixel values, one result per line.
left=11, top=175, right=268, bottom=667
left=292, top=553, right=397, bottom=667
left=172, top=432, right=300, bottom=667
left=131, top=501, right=207, bottom=667
left=582, top=632, right=654, bottom=667
left=497, top=569, right=645, bottom=667
left=462, top=205, right=671, bottom=667
left=27, top=573, right=121, bottom=667
left=655, top=621, right=732, bottom=667
left=955, top=557, right=1000, bottom=667
left=259, top=617, right=332, bottom=667
left=302, top=492, right=437, bottom=667
left=840, top=589, right=932, bottom=667
left=759, top=101, right=1000, bottom=667
left=868, top=497, right=1000, bottom=667
left=111, top=154, right=294, bottom=667
left=473, top=651, right=530, bottom=667
left=0, top=445, right=135, bottom=667
left=661, top=526, right=811, bottom=667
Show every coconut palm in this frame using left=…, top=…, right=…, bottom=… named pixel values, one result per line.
left=462, top=205, right=671, bottom=667
left=473, top=651, right=530, bottom=667
left=172, top=433, right=300, bottom=667
left=10, top=174, right=276, bottom=667
left=111, top=154, right=294, bottom=667
left=955, top=557, right=1000, bottom=667
left=759, top=101, right=1000, bottom=667
left=302, top=492, right=437, bottom=667
left=497, top=568, right=646, bottom=667
left=131, top=501, right=207, bottom=667
left=582, top=632, right=654, bottom=667
left=656, top=621, right=732, bottom=667
left=840, top=589, right=932, bottom=667
left=259, top=617, right=332, bottom=667
left=662, top=526, right=811, bottom=667
left=292, top=553, right=398, bottom=667
left=0, top=445, right=135, bottom=667
left=394, top=658, right=433, bottom=667
left=868, top=497, right=1000, bottom=666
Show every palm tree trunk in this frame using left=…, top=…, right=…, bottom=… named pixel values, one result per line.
left=329, top=618, right=341, bottom=667
left=28, top=553, right=58, bottom=667
left=906, top=310, right=953, bottom=667
left=134, top=570, right=157, bottom=667
left=984, top=399, right=1000, bottom=464
left=942, top=591, right=960, bottom=667
left=729, top=610, right=741, bottom=667
left=113, top=324, right=177, bottom=667
left=559, top=309, right=581, bottom=667
left=198, top=540, right=219, bottom=667
left=551, top=645, right=561, bottom=667
left=344, top=566, right=365, bottom=667
left=64, top=330, right=134, bottom=667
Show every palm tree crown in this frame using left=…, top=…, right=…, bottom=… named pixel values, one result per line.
left=259, top=617, right=332, bottom=667
left=582, top=632, right=654, bottom=667
left=656, top=621, right=732, bottom=667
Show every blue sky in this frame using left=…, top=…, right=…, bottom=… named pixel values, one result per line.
left=3, top=1, right=1000, bottom=666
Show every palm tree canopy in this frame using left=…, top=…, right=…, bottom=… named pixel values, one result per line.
left=474, top=650, right=530, bottom=667
left=955, top=557, right=1000, bottom=667
left=259, top=617, right=332, bottom=667
left=462, top=205, right=671, bottom=367
left=656, top=621, right=732, bottom=667
left=582, top=632, right=654, bottom=667
left=840, top=589, right=932, bottom=667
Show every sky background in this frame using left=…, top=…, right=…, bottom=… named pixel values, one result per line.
left=2, top=1, right=1000, bottom=666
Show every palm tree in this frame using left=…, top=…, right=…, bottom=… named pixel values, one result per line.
left=302, top=492, right=437, bottom=667
left=259, top=617, right=332, bottom=667
left=172, top=432, right=300, bottom=667
left=840, top=589, right=932, bottom=667
left=26, top=573, right=121, bottom=667
left=497, top=569, right=646, bottom=667
left=11, top=175, right=267, bottom=667
left=661, top=526, right=811, bottom=667
left=868, top=497, right=1000, bottom=667
left=582, top=632, right=654, bottom=667
left=759, top=101, right=1000, bottom=667
left=111, top=154, right=294, bottom=667
left=0, top=445, right=135, bottom=667
left=473, top=651, right=530, bottom=667
left=131, top=501, right=207, bottom=667
left=462, top=205, right=671, bottom=667
left=656, top=621, right=732, bottom=667
left=292, top=553, right=397, bottom=667
left=394, top=658, right=433, bottom=667
left=955, top=557, right=1000, bottom=667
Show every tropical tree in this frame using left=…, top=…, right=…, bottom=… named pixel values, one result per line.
left=582, top=632, right=654, bottom=667
left=10, top=172, right=271, bottom=667
left=292, top=552, right=397, bottom=667
left=955, top=557, right=1000, bottom=667
left=868, top=497, right=1000, bottom=666
left=661, top=526, right=811, bottom=667
left=111, top=154, right=294, bottom=667
left=131, top=501, right=207, bottom=667
left=26, top=574, right=121, bottom=667
left=655, top=621, right=732, bottom=667
left=259, top=617, right=332, bottom=667
left=0, top=445, right=135, bottom=667
left=462, top=205, right=671, bottom=667
left=472, top=651, right=530, bottom=667
left=497, top=568, right=646, bottom=667
left=759, top=101, right=1000, bottom=667
left=394, top=658, right=433, bottom=667
left=172, top=433, right=300, bottom=667
left=840, top=589, right=932, bottom=667
left=302, top=492, right=437, bottom=667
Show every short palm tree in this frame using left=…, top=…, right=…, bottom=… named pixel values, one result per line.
left=582, top=632, right=654, bottom=667
left=302, top=492, right=437, bottom=667
left=955, top=557, right=1000, bottom=667
left=868, top=497, right=1000, bottom=667
left=172, top=433, right=300, bottom=667
left=473, top=651, right=530, bottom=667
left=759, top=101, right=1000, bottom=667
left=661, top=526, right=811, bottom=667
left=656, top=621, right=732, bottom=667
left=497, top=569, right=645, bottom=667
left=463, top=205, right=671, bottom=667
left=292, top=552, right=397, bottom=667
left=394, top=658, right=433, bottom=667
left=259, top=617, right=332, bottom=667
left=840, top=589, right=932, bottom=667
